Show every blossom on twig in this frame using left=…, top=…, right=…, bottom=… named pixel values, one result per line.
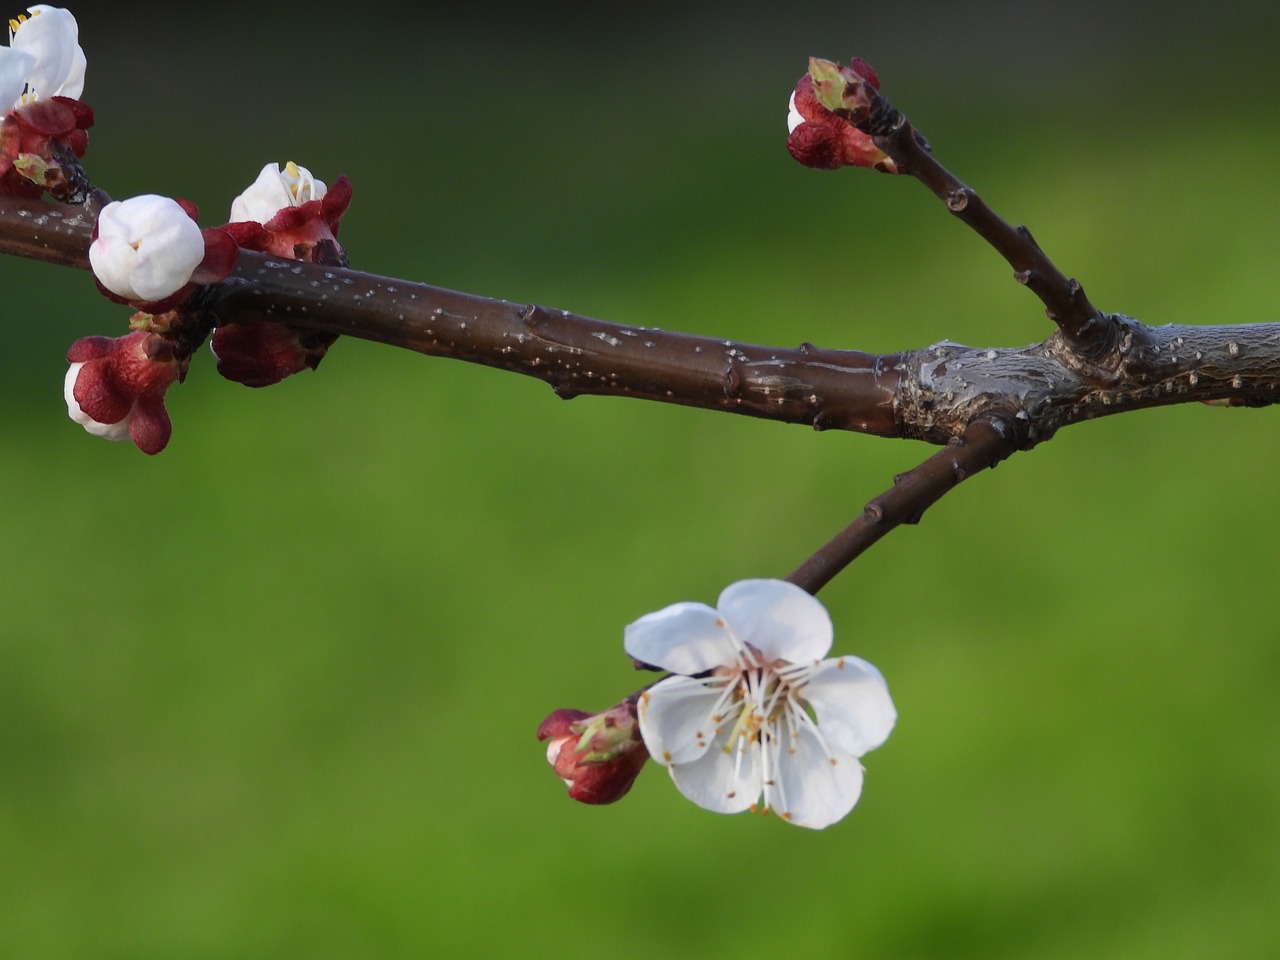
left=0, top=5, right=90, bottom=198
left=63, top=329, right=185, bottom=455
left=786, top=56, right=896, bottom=173
left=212, top=161, right=352, bottom=387
left=87, top=194, right=239, bottom=311
left=89, top=195, right=206, bottom=302
left=625, top=579, right=896, bottom=829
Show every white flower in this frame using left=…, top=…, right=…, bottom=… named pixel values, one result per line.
left=1, top=5, right=85, bottom=107
left=89, top=195, right=205, bottom=302
left=230, top=161, right=326, bottom=224
left=625, top=579, right=896, bottom=829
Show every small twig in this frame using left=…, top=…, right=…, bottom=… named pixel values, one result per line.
left=786, top=416, right=1021, bottom=594
left=861, top=93, right=1115, bottom=358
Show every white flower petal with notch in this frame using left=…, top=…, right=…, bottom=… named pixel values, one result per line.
left=665, top=721, right=761, bottom=815
left=636, top=674, right=725, bottom=765
left=765, top=718, right=865, bottom=829
left=624, top=601, right=739, bottom=675
left=803, top=655, right=897, bottom=756
left=717, top=578, right=833, bottom=663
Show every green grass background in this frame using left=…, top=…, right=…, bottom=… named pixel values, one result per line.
left=3, top=3, right=1279, bottom=957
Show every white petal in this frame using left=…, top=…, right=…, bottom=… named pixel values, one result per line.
left=63, top=363, right=131, bottom=442
left=624, top=601, right=739, bottom=675
left=787, top=90, right=804, bottom=134
left=766, top=719, right=864, bottom=829
left=90, top=196, right=204, bottom=301
left=666, top=724, right=761, bottom=815
left=636, top=674, right=727, bottom=765
left=11, top=6, right=81, bottom=99
left=230, top=163, right=296, bottom=224
left=0, top=47, right=35, bottom=107
left=717, top=579, right=832, bottom=663
left=52, top=39, right=84, bottom=98
left=804, top=655, right=897, bottom=756
left=62, top=361, right=89, bottom=425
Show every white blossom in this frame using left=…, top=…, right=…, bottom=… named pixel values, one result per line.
left=230, top=161, right=326, bottom=224
left=626, top=579, right=896, bottom=829
left=1, top=5, right=85, bottom=107
left=89, top=195, right=205, bottom=301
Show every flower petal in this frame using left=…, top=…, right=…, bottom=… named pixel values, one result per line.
left=230, top=163, right=297, bottom=224
left=0, top=47, right=36, bottom=108
left=786, top=90, right=804, bottom=134
left=665, top=723, right=761, bottom=815
left=624, top=600, right=738, bottom=674
left=11, top=6, right=82, bottom=100
left=765, top=719, right=864, bottom=829
left=804, top=655, right=896, bottom=756
left=717, top=579, right=832, bottom=663
left=636, top=674, right=725, bottom=765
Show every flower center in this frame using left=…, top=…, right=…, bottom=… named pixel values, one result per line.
left=283, top=161, right=320, bottom=205
left=706, top=647, right=829, bottom=818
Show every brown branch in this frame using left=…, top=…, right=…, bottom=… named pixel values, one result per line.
left=6, top=163, right=1280, bottom=595
left=198, top=258, right=905, bottom=437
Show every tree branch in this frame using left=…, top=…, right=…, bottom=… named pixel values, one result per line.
left=787, top=416, right=1021, bottom=594
left=8, top=93, right=1280, bottom=596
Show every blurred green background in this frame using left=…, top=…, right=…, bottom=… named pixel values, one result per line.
left=3, top=2, right=1279, bottom=957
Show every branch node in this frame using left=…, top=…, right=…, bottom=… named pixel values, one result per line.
left=946, top=189, right=970, bottom=213
left=1013, top=269, right=1032, bottom=286
left=864, top=502, right=885, bottom=524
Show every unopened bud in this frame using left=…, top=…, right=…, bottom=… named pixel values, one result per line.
left=537, top=701, right=649, bottom=805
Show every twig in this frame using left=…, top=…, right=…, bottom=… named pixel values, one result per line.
left=787, top=416, right=1020, bottom=594
left=862, top=92, right=1115, bottom=357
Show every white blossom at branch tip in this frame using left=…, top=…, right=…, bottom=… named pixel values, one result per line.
left=3, top=5, right=85, bottom=107
left=787, top=90, right=804, bottom=135
left=626, top=578, right=896, bottom=829
left=89, top=195, right=205, bottom=301
left=63, top=361, right=129, bottom=441
left=229, top=161, right=327, bottom=224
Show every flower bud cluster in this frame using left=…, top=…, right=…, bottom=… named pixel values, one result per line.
left=64, top=155, right=351, bottom=451
left=211, top=162, right=352, bottom=387
left=786, top=56, right=897, bottom=173
left=537, top=702, right=650, bottom=805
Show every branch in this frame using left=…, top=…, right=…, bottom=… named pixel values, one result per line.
left=862, top=89, right=1115, bottom=356
left=787, top=416, right=1020, bottom=594
left=10, top=72, right=1280, bottom=596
